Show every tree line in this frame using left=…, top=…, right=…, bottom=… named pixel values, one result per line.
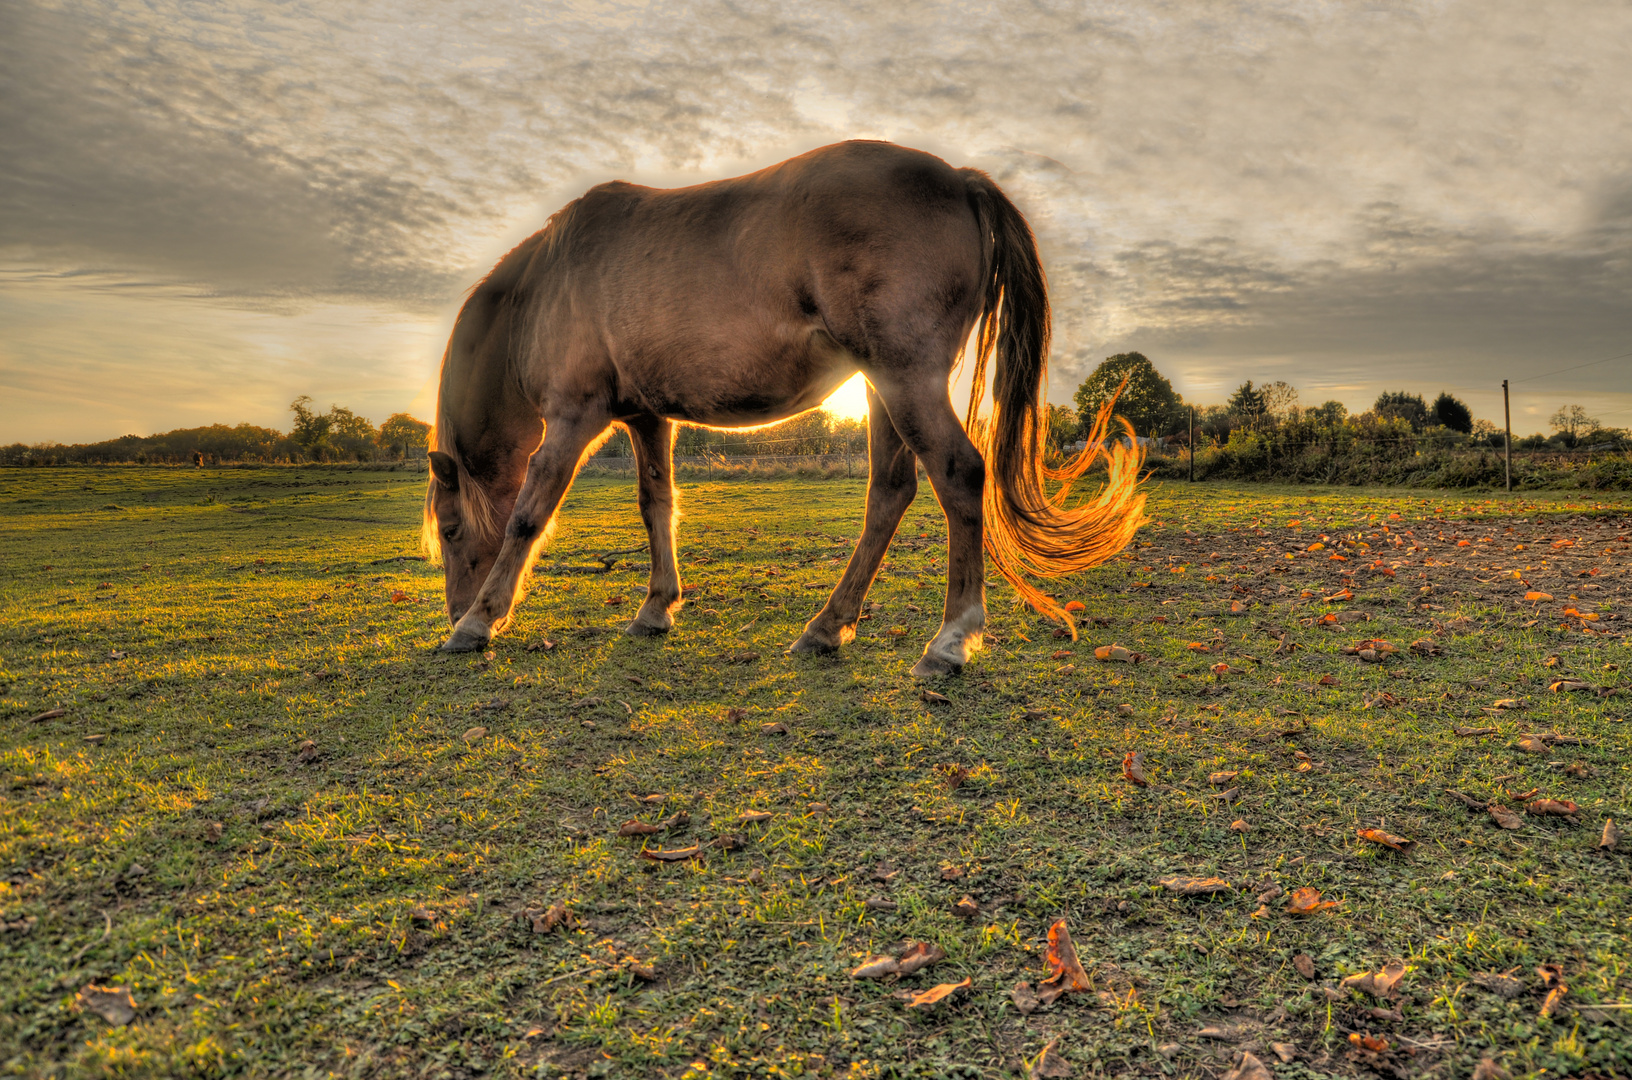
left=0, top=398, right=431, bottom=466
left=4, top=359, right=1621, bottom=469
left=1063, top=352, right=1625, bottom=452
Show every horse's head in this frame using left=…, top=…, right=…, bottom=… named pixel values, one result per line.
left=426, top=450, right=504, bottom=624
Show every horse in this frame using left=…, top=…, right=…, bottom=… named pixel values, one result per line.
left=423, top=140, right=1145, bottom=677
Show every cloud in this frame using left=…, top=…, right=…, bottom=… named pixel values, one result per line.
left=1, top=0, right=1629, bottom=441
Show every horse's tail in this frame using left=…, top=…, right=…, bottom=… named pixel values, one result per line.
left=961, top=169, right=1147, bottom=637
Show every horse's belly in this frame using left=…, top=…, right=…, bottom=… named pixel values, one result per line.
left=626, top=327, right=859, bottom=428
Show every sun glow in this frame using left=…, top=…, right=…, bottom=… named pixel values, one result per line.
left=821, top=372, right=871, bottom=421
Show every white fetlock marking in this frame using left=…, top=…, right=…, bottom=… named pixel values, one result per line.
left=453, top=613, right=492, bottom=640
left=927, top=605, right=985, bottom=664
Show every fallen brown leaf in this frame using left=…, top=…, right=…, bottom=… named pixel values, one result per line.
left=525, top=902, right=574, bottom=933
left=462, top=726, right=487, bottom=742
left=203, top=821, right=223, bottom=842
left=864, top=897, right=898, bottom=912
left=1356, top=828, right=1415, bottom=852
left=951, top=896, right=980, bottom=919
left=1341, top=959, right=1408, bottom=998
left=75, top=985, right=137, bottom=1026
left=1526, top=799, right=1579, bottom=817
left=1094, top=643, right=1145, bottom=663
left=937, top=763, right=970, bottom=790
left=1158, top=876, right=1231, bottom=895
left=1488, top=803, right=1524, bottom=830
left=603, top=594, right=626, bottom=606
left=1454, top=726, right=1498, bottom=737
left=1538, top=964, right=1568, bottom=1018
left=1472, top=1059, right=1510, bottom=1080
left=735, top=811, right=774, bottom=825
left=1038, top=919, right=1092, bottom=1004
left=906, top=977, right=970, bottom=1008
left=1230, top=819, right=1250, bottom=833
left=1223, top=1051, right=1273, bottom=1080
left=1011, top=981, right=1040, bottom=1014
left=1548, top=679, right=1592, bottom=693
left=1293, top=953, right=1316, bottom=979
left=939, top=864, right=965, bottom=881
left=1409, top=638, right=1443, bottom=656
left=1516, top=734, right=1550, bottom=754
left=1287, top=886, right=1341, bottom=914
left=1122, top=751, right=1150, bottom=787
left=639, top=844, right=704, bottom=862
left=1209, top=770, right=1240, bottom=786
left=851, top=955, right=900, bottom=979
left=618, top=819, right=662, bottom=836
left=896, top=941, right=946, bottom=976
left=1349, top=1033, right=1390, bottom=1053
left=921, top=689, right=951, bottom=705
left=1034, top=1038, right=1074, bottom=1078
left=760, top=722, right=789, bottom=735
left=1601, top=818, right=1621, bottom=850
left=28, top=708, right=67, bottom=723
left=293, top=739, right=319, bottom=765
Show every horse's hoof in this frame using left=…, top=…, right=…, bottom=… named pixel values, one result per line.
left=787, top=631, right=840, bottom=655
left=911, top=653, right=962, bottom=678
left=625, top=619, right=671, bottom=638
left=440, top=626, right=490, bottom=653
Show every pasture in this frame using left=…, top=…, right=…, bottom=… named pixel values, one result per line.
left=1, top=467, right=1628, bottom=1079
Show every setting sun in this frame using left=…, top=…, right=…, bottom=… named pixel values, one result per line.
left=820, top=372, right=871, bottom=421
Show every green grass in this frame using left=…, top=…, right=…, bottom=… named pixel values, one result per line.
left=1, top=467, right=1629, bottom=1079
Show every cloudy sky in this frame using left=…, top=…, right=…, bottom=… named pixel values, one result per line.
left=3, top=0, right=1630, bottom=444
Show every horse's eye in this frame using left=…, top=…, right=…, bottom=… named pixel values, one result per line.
left=442, top=525, right=461, bottom=542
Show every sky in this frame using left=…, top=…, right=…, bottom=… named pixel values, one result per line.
left=2, top=0, right=1630, bottom=445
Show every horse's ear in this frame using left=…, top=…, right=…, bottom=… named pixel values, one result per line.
left=429, top=451, right=459, bottom=490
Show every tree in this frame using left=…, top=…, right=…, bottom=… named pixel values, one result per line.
left=1044, top=404, right=1081, bottom=457
left=289, top=396, right=333, bottom=459
left=1072, top=352, right=1182, bottom=437
left=1374, top=391, right=1429, bottom=431
left=328, top=406, right=378, bottom=460
left=1260, top=381, right=1299, bottom=421
left=1308, top=400, right=1348, bottom=427
left=1549, top=404, right=1598, bottom=443
left=1430, top=392, right=1473, bottom=434
left=1227, top=381, right=1268, bottom=430
left=378, top=413, right=431, bottom=459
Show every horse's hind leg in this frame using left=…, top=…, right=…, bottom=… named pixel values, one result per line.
left=790, top=384, right=918, bottom=654
left=626, top=415, right=682, bottom=636
left=442, top=413, right=605, bottom=653
left=868, top=384, right=986, bottom=678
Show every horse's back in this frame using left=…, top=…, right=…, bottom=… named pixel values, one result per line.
left=507, top=142, right=989, bottom=425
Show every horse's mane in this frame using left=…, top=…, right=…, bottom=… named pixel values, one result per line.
left=421, top=199, right=591, bottom=562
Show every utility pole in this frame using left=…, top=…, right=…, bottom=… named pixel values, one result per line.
left=1189, top=406, right=1195, bottom=482
left=1502, top=379, right=1512, bottom=493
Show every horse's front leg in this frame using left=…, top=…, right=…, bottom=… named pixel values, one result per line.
left=868, top=385, right=985, bottom=678
left=790, top=385, right=917, bottom=653
left=626, top=415, right=682, bottom=636
left=441, top=415, right=604, bottom=653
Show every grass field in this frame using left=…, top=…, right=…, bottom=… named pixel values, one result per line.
left=1, top=466, right=1629, bottom=1080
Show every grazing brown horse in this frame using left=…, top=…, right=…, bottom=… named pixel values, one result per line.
left=424, top=140, right=1144, bottom=676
